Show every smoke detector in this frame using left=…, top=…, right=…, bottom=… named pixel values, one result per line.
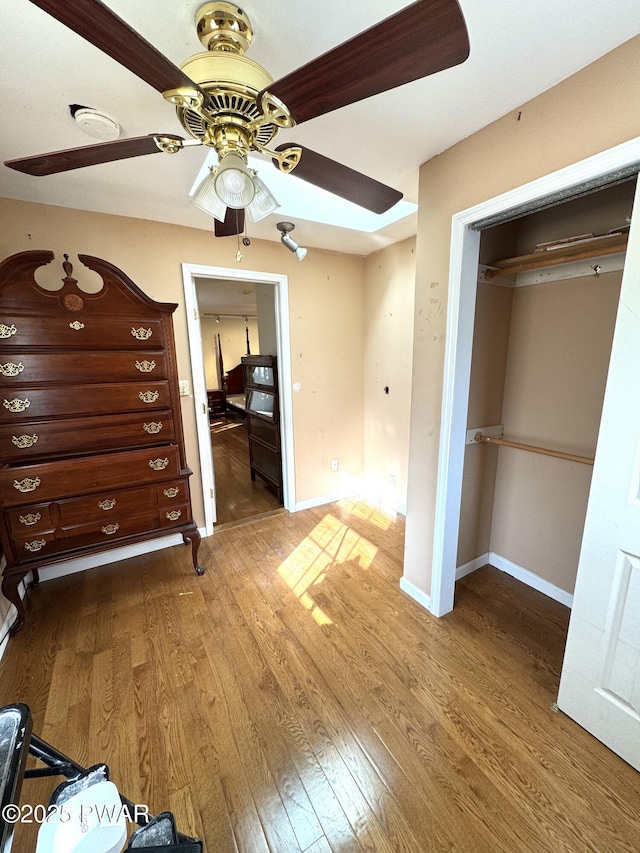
left=71, top=106, right=120, bottom=141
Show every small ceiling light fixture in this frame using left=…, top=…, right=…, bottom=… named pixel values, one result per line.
left=277, top=221, right=307, bottom=261
left=189, top=154, right=279, bottom=224
left=69, top=104, right=120, bottom=141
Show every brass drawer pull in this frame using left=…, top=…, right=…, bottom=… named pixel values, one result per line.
left=24, top=539, right=46, bottom=552
left=149, top=457, right=169, bottom=471
left=12, top=434, right=38, bottom=449
left=19, top=512, right=41, bottom=526
left=3, top=397, right=30, bottom=413
left=139, top=390, right=159, bottom=403
left=69, top=321, right=85, bottom=331
left=101, top=523, right=120, bottom=535
left=0, top=362, right=24, bottom=377
left=131, top=327, right=152, bottom=340
left=135, top=360, right=156, bottom=373
left=163, top=487, right=179, bottom=498
left=143, top=421, right=162, bottom=434
left=166, top=510, right=182, bottom=521
left=14, top=476, right=41, bottom=493
left=0, top=323, right=17, bottom=338
left=98, top=498, right=116, bottom=511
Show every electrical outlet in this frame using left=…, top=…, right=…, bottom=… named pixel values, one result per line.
left=178, top=379, right=190, bottom=396
left=331, top=458, right=339, bottom=472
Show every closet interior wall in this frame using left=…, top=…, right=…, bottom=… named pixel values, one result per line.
left=459, top=180, right=636, bottom=598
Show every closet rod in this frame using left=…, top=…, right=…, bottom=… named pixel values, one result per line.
left=474, top=432, right=594, bottom=465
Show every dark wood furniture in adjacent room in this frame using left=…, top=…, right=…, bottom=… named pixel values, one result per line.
left=0, top=250, right=204, bottom=636
left=241, top=354, right=283, bottom=502
left=207, top=388, right=226, bottom=420
left=223, top=363, right=245, bottom=396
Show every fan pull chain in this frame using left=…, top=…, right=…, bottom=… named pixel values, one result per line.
left=235, top=209, right=243, bottom=261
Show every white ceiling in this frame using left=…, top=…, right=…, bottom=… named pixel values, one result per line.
left=2, top=1, right=640, bottom=256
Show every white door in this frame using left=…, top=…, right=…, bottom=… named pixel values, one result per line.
left=557, top=176, right=640, bottom=770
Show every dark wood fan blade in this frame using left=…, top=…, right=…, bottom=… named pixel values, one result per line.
left=274, top=144, right=402, bottom=214
left=214, top=208, right=245, bottom=237
left=4, top=135, right=184, bottom=176
left=261, top=0, right=469, bottom=124
left=28, top=0, right=205, bottom=95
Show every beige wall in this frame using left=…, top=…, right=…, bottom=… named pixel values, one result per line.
left=0, top=197, right=365, bottom=531
left=363, top=237, right=416, bottom=510
left=405, top=34, right=640, bottom=594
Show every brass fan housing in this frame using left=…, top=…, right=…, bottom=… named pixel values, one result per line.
left=196, top=2, right=253, bottom=53
left=168, top=3, right=291, bottom=157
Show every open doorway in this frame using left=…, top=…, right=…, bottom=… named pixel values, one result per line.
left=182, top=263, right=295, bottom=537
left=195, top=280, right=282, bottom=526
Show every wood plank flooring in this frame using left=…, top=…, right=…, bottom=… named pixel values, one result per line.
left=211, top=418, right=282, bottom=526
left=1, top=498, right=640, bottom=851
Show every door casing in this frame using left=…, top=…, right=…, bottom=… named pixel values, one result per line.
left=182, top=263, right=295, bottom=535
left=430, top=136, right=640, bottom=617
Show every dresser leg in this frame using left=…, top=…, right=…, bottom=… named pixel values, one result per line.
left=1, top=573, right=27, bottom=636
left=182, top=526, right=205, bottom=576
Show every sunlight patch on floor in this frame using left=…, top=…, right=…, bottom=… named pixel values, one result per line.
left=210, top=421, right=244, bottom=434
left=277, top=513, right=379, bottom=625
left=337, top=497, right=395, bottom=530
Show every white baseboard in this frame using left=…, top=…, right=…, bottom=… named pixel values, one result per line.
left=294, top=471, right=407, bottom=516
left=456, top=551, right=574, bottom=608
left=399, top=576, right=432, bottom=612
left=294, top=492, right=345, bottom=512
left=456, top=553, right=490, bottom=580
left=37, top=530, right=205, bottom=583
left=489, top=552, right=573, bottom=608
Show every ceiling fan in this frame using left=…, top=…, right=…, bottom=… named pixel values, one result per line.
left=5, top=0, right=470, bottom=237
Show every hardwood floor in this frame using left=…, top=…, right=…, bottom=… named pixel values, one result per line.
left=211, top=418, right=282, bottom=526
left=1, top=498, right=639, bottom=852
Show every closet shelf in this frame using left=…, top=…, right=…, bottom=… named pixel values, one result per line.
left=483, top=232, right=628, bottom=280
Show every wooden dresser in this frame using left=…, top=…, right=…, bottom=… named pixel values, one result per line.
left=0, top=251, right=204, bottom=636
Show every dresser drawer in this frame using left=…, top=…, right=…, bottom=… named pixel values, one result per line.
left=155, top=479, right=190, bottom=505
left=5, top=502, right=54, bottom=536
left=60, top=510, right=158, bottom=552
left=57, top=486, right=152, bottom=525
left=0, top=351, right=168, bottom=385
left=158, top=502, right=191, bottom=528
left=0, top=382, right=171, bottom=422
left=11, top=529, right=59, bottom=563
left=0, top=411, right=175, bottom=462
left=0, top=315, right=166, bottom=351
left=0, top=445, right=182, bottom=506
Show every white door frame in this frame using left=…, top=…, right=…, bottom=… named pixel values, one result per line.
left=182, top=262, right=295, bottom=536
left=431, top=136, right=640, bottom=618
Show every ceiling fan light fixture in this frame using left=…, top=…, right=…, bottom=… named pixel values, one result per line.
left=189, top=166, right=227, bottom=220
left=214, top=152, right=255, bottom=208
left=246, top=173, right=279, bottom=222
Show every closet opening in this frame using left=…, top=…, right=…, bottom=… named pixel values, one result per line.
left=457, top=177, right=636, bottom=611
